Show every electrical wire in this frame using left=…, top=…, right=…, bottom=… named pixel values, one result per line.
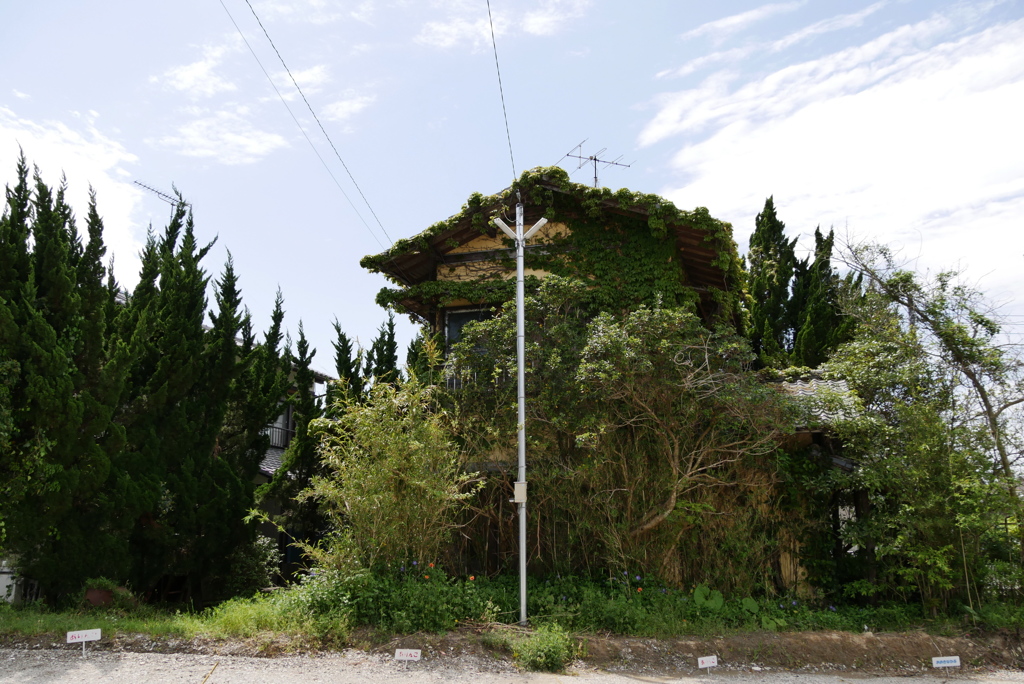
left=486, top=0, right=517, bottom=182
left=241, top=0, right=394, bottom=244
left=217, top=0, right=387, bottom=250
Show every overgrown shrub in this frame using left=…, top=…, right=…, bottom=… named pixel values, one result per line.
left=513, top=623, right=574, bottom=672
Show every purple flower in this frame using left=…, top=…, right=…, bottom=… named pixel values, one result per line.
left=412, top=561, right=418, bottom=566
left=635, top=575, right=641, bottom=581
left=400, top=566, right=405, bottom=572
left=829, top=605, right=837, bottom=612
left=622, top=571, right=628, bottom=576
left=791, top=600, right=798, bottom=606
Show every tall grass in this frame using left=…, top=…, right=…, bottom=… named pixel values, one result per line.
left=3, top=569, right=1019, bottom=649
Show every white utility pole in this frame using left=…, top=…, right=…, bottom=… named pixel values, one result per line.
left=494, top=201, right=546, bottom=627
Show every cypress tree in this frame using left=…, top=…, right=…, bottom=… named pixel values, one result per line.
left=791, top=228, right=857, bottom=367
left=366, top=312, right=399, bottom=385
left=747, top=197, right=797, bottom=367
left=328, top=317, right=364, bottom=408
left=1, top=166, right=129, bottom=598
left=263, top=322, right=324, bottom=541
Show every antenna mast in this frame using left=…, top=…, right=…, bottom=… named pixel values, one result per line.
left=564, top=141, right=632, bottom=188
left=134, top=180, right=189, bottom=207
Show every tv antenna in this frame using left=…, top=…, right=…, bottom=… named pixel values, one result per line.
left=564, top=140, right=632, bottom=188
left=133, top=180, right=189, bottom=208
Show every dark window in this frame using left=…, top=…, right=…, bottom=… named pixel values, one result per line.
left=446, top=309, right=491, bottom=349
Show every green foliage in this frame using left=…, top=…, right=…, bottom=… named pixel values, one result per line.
left=261, top=322, right=325, bottom=541
left=365, top=167, right=746, bottom=327
left=449, top=277, right=793, bottom=589
left=791, top=228, right=857, bottom=367
left=220, top=535, right=282, bottom=598
left=0, top=157, right=290, bottom=604
left=747, top=196, right=797, bottom=366
left=790, top=251, right=1023, bottom=610
left=365, top=312, right=400, bottom=385
left=305, top=371, right=480, bottom=570
left=694, top=585, right=724, bottom=612
left=328, top=316, right=364, bottom=405
left=512, top=623, right=575, bottom=672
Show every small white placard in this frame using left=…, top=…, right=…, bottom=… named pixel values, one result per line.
left=395, top=649, right=422, bottom=661
left=698, top=655, right=718, bottom=669
left=932, top=656, right=961, bottom=668
left=67, top=629, right=101, bottom=644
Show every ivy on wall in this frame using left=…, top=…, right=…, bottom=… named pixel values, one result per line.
left=362, top=167, right=747, bottom=325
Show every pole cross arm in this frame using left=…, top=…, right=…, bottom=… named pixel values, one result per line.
left=493, top=217, right=517, bottom=242
left=523, top=217, right=547, bottom=241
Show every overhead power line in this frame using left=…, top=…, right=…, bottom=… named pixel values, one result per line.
left=216, top=0, right=390, bottom=249
left=486, top=0, right=517, bottom=181
left=240, top=0, right=394, bottom=245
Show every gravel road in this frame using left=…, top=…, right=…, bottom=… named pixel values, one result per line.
left=3, top=648, right=1024, bottom=684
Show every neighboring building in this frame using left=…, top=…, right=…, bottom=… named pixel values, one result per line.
left=361, top=167, right=746, bottom=348
left=256, top=369, right=331, bottom=483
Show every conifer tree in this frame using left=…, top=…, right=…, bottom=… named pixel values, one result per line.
left=262, top=322, right=324, bottom=540
left=218, top=290, right=288, bottom=485
left=1, top=164, right=129, bottom=597
left=328, top=317, right=364, bottom=408
left=365, top=312, right=399, bottom=385
left=747, top=197, right=797, bottom=367
left=790, top=228, right=856, bottom=368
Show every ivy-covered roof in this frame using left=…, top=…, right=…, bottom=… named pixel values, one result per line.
left=363, top=167, right=739, bottom=286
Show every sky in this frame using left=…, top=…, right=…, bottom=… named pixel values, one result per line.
left=2, top=0, right=1023, bottom=375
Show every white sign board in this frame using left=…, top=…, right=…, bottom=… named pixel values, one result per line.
left=698, top=655, right=718, bottom=669
left=67, top=629, right=101, bottom=644
left=932, top=656, right=961, bottom=668
left=395, top=649, right=422, bottom=661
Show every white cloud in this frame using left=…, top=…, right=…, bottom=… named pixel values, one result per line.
left=661, top=3, right=889, bottom=79
left=153, top=110, right=289, bottom=164
left=252, top=0, right=342, bottom=25
left=0, top=107, right=145, bottom=288
left=271, top=64, right=331, bottom=101
left=657, top=47, right=757, bottom=79
left=770, top=1, right=887, bottom=51
left=415, top=16, right=495, bottom=49
left=522, top=0, right=591, bottom=36
left=11, top=89, right=29, bottom=100
left=350, top=1, right=375, bottom=23
left=645, top=16, right=1024, bottom=307
left=322, top=92, right=376, bottom=121
left=682, top=1, right=806, bottom=43
left=415, top=0, right=589, bottom=49
left=641, top=13, right=956, bottom=144
left=156, top=43, right=238, bottom=98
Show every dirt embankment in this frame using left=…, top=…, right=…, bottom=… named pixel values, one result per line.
left=3, top=627, right=1022, bottom=676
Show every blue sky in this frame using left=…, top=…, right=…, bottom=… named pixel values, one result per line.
left=2, top=0, right=1022, bottom=374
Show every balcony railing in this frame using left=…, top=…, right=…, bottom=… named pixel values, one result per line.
left=263, top=424, right=295, bottom=449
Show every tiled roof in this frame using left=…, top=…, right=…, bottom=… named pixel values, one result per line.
left=260, top=447, right=285, bottom=477
left=778, top=377, right=857, bottom=427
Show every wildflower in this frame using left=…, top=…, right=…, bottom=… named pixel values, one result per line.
left=429, top=562, right=435, bottom=568
left=424, top=575, right=430, bottom=579
left=829, top=605, right=837, bottom=612
left=400, top=566, right=405, bottom=572
left=469, top=576, right=475, bottom=581
left=637, top=587, right=643, bottom=593
left=635, top=575, right=641, bottom=581
left=661, top=588, right=667, bottom=594
left=413, top=561, right=418, bottom=566
left=791, top=600, right=798, bottom=607
left=622, top=571, right=628, bottom=576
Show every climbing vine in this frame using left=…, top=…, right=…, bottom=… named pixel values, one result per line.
left=361, top=167, right=746, bottom=325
